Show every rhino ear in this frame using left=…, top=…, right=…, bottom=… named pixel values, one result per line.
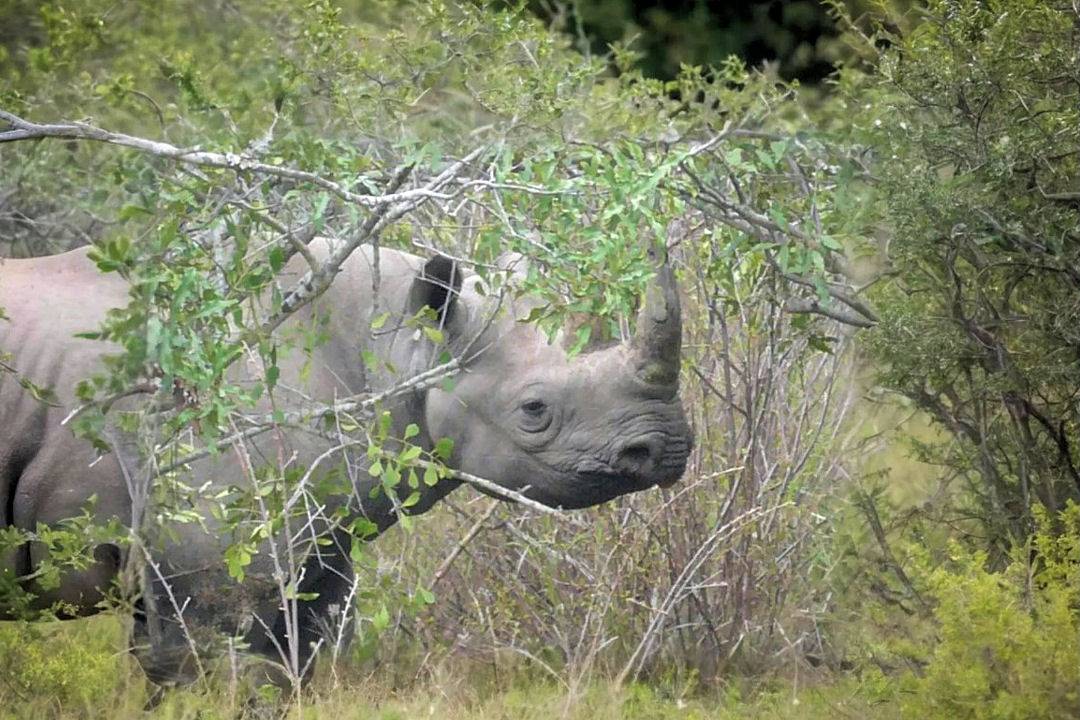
left=407, top=254, right=463, bottom=327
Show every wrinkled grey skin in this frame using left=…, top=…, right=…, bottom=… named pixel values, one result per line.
left=0, top=241, right=691, bottom=686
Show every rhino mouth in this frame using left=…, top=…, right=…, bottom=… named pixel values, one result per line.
left=577, top=470, right=657, bottom=492
left=516, top=457, right=686, bottom=510
left=575, top=459, right=687, bottom=493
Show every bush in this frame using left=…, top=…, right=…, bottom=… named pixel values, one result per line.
left=901, top=504, right=1080, bottom=719
left=0, top=617, right=130, bottom=714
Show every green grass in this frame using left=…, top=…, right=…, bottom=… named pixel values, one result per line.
left=294, top=677, right=899, bottom=720
left=0, top=615, right=901, bottom=720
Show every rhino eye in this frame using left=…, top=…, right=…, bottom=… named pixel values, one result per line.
left=519, top=399, right=552, bottom=433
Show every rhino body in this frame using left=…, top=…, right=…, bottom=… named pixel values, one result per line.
left=0, top=241, right=691, bottom=685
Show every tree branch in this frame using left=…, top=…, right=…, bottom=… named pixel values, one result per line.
left=156, top=356, right=466, bottom=474
left=0, top=110, right=482, bottom=208
left=784, top=297, right=877, bottom=328
left=257, top=147, right=485, bottom=336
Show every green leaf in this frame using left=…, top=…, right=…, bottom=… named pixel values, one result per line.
left=820, top=235, right=843, bottom=251
left=371, top=604, right=390, bottom=632
left=268, top=245, right=285, bottom=273
left=422, top=326, right=444, bottom=344
left=351, top=518, right=378, bottom=542
left=769, top=139, right=788, bottom=165
left=378, top=411, right=392, bottom=438
left=118, top=204, right=152, bottom=221
left=371, top=311, right=391, bottom=330
left=433, top=437, right=454, bottom=460
left=383, top=464, right=400, bottom=488
left=568, top=324, right=591, bottom=356
left=224, top=544, right=253, bottom=582
left=18, top=377, right=59, bottom=406
left=807, top=335, right=835, bottom=354
left=422, top=465, right=439, bottom=486
left=311, top=192, right=331, bottom=233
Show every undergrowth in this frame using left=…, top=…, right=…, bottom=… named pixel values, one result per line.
left=3, top=498, right=1078, bottom=720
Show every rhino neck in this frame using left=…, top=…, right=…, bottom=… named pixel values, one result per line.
left=346, top=385, right=471, bottom=537
left=349, top=466, right=464, bottom=537
left=278, top=244, right=473, bottom=536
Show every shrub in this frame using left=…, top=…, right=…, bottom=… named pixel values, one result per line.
left=901, top=504, right=1080, bottom=719
left=0, top=617, right=128, bottom=714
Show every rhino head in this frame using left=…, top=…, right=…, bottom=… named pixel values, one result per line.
left=416, top=254, right=693, bottom=510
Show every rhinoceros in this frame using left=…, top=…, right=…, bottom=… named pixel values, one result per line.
left=0, top=241, right=691, bottom=687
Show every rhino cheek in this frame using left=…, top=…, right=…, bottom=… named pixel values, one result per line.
left=423, top=388, right=515, bottom=481
left=423, top=388, right=466, bottom=466
left=423, top=389, right=555, bottom=498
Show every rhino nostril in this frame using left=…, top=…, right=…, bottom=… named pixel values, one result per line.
left=617, top=441, right=657, bottom=474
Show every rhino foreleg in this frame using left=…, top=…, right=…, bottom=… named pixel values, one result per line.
left=129, top=571, right=204, bottom=689
left=128, top=541, right=357, bottom=698
left=246, top=532, right=358, bottom=687
left=0, top=459, right=33, bottom=614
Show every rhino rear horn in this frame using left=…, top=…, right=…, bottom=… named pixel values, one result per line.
left=631, top=254, right=682, bottom=388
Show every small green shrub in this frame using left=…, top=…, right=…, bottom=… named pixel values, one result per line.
left=901, top=504, right=1080, bottom=719
left=0, top=616, right=129, bottom=713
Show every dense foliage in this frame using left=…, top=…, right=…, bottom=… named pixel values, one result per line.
left=903, top=505, right=1080, bottom=718
left=849, top=0, right=1080, bottom=551
left=520, top=0, right=916, bottom=82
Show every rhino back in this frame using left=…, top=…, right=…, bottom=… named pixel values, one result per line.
left=0, top=248, right=129, bottom=511
left=0, top=248, right=132, bottom=611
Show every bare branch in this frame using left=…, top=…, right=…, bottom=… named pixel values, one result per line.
left=774, top=266, right=880, bottom=323
left=430, top=463, right=564, bottom=517
left=784, top=297, right=877, bottom=328
left=156, top=356, right=465, bottom=474
left=431, top=499, right=500, bottom=586
left=257, top=147, right=486, bottom=335
left=0, top=110, right=477, bottom=209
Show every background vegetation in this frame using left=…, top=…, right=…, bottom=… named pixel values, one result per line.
left=1, top=0, right=1079, bottom=718
left=519, top=0, right=922, bottom=82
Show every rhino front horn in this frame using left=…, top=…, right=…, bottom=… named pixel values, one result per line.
left=631, top=253, right=682, bottom=389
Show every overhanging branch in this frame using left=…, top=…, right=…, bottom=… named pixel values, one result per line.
left=0, top=110, right=472, bottom=208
